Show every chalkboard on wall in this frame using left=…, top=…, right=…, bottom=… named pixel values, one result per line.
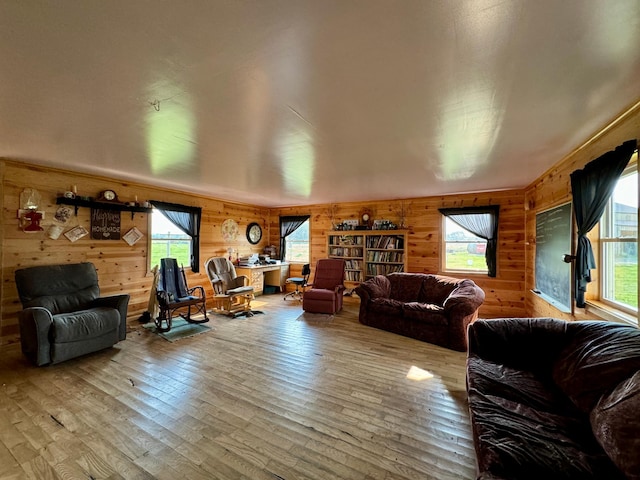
left=535, top=202, right=572, bottom=313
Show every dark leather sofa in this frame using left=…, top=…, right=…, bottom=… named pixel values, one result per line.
left=14, top=262, right=129, bottom=366
left=354, top=273, right=485, bottom=351
left=467, top=318, right=640, bottom=480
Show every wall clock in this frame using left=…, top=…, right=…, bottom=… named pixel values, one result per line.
left=221, top=218, right=239, bottom=242
left=359, top=207, right=373, bottom=227
left=246, top=222, right=262, bottom=244
left=98, top=189, right=119, bottom=202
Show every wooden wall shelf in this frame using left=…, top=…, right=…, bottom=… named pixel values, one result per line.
left=56, top=197, right=152, bottom=218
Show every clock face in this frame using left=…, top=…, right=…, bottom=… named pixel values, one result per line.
left=247, top=222, right=262, bottom=244
left=101, top=190, right=117, bottom=201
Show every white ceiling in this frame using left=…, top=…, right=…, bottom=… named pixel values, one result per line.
left=2, top=1, right=640, bottom=207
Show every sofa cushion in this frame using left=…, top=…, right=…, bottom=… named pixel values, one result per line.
left=388, top=273, right=426, bottom=303
left=552, top=321, right=640, bottom=412
left=468, top=355, right=622, bottom=479
left=52, top=308, right=120, bottom=343
left=402, top=302, right=446, bottom=324
left=369, top=297, right=404, bottom=317
left=418, top=274, right=457, bottom=305
left=590, top=370, right=640, bottom=479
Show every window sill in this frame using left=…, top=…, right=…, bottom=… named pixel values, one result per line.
left=585, top=300, right=638, bottom=326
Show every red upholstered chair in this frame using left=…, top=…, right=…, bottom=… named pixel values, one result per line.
left=302, top=259, right=346, bottom=314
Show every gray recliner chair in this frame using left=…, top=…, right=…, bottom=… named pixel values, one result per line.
left=14, top=262, right=129, bottom=366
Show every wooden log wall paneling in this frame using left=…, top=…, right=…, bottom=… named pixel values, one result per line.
left=0, top=160, right=270, bottom=345
left=271, top=189, right=527, bottom=320
left=524, top=99, right=640, bottom=320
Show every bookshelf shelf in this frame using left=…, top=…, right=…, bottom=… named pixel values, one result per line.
left=327, top=230, right=408, bottom=285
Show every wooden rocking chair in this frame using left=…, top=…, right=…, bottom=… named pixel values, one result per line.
left=156, top=258, right=208, bottom=332
left=204, top=257, right=259, bottom=317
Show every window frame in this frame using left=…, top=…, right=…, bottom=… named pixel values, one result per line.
left=597, top=158, right=638, bottom=317
left=283, top=218, right=311, bottom=264
left=441, top=216, right=489, bottom=275
left=439, top=205, right=499, bottom=277
left=148, top=208, right=192, bottom=273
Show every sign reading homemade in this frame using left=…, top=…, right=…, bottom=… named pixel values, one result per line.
left=91, top=208, right=121, bottom=240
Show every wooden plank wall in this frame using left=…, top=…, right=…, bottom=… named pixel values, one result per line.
left=1, top=160, right=270, bottom=345
left=524, top=100, right=640, bottom=320
left=1, top=159, right=528, bottom=345
left=270, top=189, right=527, bottom=321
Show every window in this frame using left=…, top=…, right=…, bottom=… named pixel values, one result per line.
left=284, top=219, right=310, bottom=263
left=279, top=215, right=310, bottom=263
left=599, top=159, right=638, bottom=315
left=149, top=208, right=191, bottom=270
left=443, top=217, right=488, bottom=273
left=439, top=205, right=499, bottom=276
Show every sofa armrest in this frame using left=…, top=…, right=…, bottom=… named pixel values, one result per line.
left=443, top=280, right=485, bottom=317
left=92, top=294, right=130, bottom=341
left=19, top=307, right=54, bottom=366
left=468, top=318, right=569, bottom=371
left=354, top=275, right=390, bottom=301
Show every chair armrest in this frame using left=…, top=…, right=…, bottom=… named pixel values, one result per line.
left=92, top=294, right=130, bottom=341
left=19, top=307, right=54, bottom=366
left=187, top=285, right=206, bottom=299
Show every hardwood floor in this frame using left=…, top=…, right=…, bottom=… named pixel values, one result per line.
left=0, top=295, right=477, bottom=480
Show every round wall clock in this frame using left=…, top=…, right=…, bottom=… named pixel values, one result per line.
left=246, top=222, right=262, bottom=244
left=99, top=189, right=119, bottom=202
left=221, top=218, right=239, bottom=242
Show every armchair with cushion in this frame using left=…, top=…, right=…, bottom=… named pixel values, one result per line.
left=14, top=262, right=129, bottom=366
left=205, top=257, right=256, bottom=317
left=302, top=259, right=346, bottom=314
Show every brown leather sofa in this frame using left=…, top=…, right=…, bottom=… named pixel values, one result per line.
left=354, top=273, right=485, bottom=351
left=467, top=318, right=640, bottom=479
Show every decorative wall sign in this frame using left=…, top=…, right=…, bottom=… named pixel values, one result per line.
left=221, top=218, right=239, bottom=242
left=64, top=225, right=89, bottom=243
left=91, top=208, right=121, bottom=240
left=123, top=227, right=143, bottom=246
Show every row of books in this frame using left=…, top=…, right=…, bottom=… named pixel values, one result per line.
left=329, top=247, right=363, bottom=257
left=366, top=251, right=404, bottom=263
left=366, top=235, right=404, bottom=249
left=366, top=264, right=405, bottom=276
left=329, top=235, right=363, bottom=246
left=345, top=270, right=362, bottom=282
left=344, top=259, right=362, bottom=270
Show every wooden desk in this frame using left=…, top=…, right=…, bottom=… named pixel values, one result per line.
left=235, top=263, right=290, bottom=295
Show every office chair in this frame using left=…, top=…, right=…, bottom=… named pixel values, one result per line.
left=283, top=263, right=311, bottom=301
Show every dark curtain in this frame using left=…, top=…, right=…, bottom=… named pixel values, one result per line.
left=150, top=200, right=202, bottom=272
left=439, top=205, right=500, bottom=277
left=569, top=139, right=637, bottom=307
left=279, top=215, right=310, bottom=261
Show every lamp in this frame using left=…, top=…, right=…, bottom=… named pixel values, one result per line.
left=18, top=188, right=44, bottom=232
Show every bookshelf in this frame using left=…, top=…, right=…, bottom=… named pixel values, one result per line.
left=327, top=230, right=407, bottom=286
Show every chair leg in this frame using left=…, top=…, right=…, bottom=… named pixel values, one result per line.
left=283, top=286, right=302, bottom=301
left=155, top=306, right=172, bottom=333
